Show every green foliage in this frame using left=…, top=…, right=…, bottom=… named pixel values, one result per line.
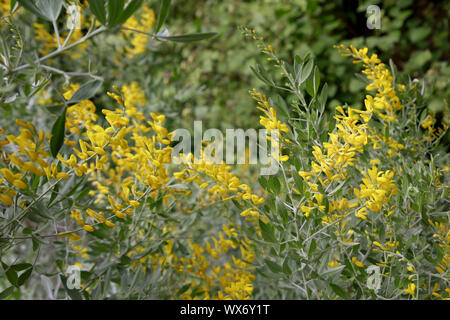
left=0, top=0, right=448, bottom=300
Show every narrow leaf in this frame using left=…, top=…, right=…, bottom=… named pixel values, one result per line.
left=300, top=59, right=313, bottom=85
left=155, top=0, right=170, bottom=33
left=50, top=106, right=67, bottom=158
left=116, top=0, right=143, bottom=25
left=17, top=268, right=33, bottom=286
left=268, top=176, right=281, bottom=194
left=87, top=0, right=107, bottom=25
left=68, top=79, right=102, bottom=104
left=17, top=0, right=47, bottom=20
left=6, top=268, right=18, bottom=287
left=156, top=32, right=218, bottom=42
left=37, top=0, right=63, bottom=22
left=259, top=219, right=276, bottom=243
left=330, top=283, right=349, bottom=299
left=11, top=263, right=32, bottom=272
left=265, top=259, right=282, bottom=273
left=107, top=0, right=125, bottom=26
left=0, top=286, right=14, bottom=300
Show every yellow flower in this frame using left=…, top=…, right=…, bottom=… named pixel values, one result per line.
left=83, top=225, right=94, bottom=232
left=355, top=207, right=368, bottom=220
left=328, top=260, right=340, bottom=268
left=404, top=283, right=416, bottom=296
left=301, top=205, right=312, bottom=217
left=12, top=179, right=27, bottom=189
left=351, top=257, right=365, bottom=268
left=0, top=194, right=13, bottom=206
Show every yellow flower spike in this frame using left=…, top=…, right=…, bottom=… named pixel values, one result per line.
left=107, top=92, right=124, bottom=106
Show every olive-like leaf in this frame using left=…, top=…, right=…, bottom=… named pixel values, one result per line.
left=265, top=259, right=282, bottom=273
left=155, top=0, right=170, bottom=33
left=17, top=268, right=33, bottom=286
left=11, top=263, right=32, bottom=271
left=87, top=0, right=107, bottom=25
left=38, top=0, right=63, bottom=21
left=50, top=106, right=67, bottom=158
left=107, top=0, right=125, bottom=26
left=156, top=32, right=218, bottom=42
left=17, top=0, right=47, bottom=20
left=330, top=283, right=349, bottom=300
left=116, top=0, right=144, bottom=26
left=0, top=286, right=14, bottom=300
left=18, top=0, right=63, bottom=21
left=67, top=79, right=102, bottom=104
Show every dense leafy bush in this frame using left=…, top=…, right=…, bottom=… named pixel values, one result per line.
left=0, top=0, right=448, bottom=300
left=241, top=34, right=449, bottom=299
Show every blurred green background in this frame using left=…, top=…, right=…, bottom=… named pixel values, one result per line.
left=1, top=0, right=448, bottom=134
left=151, top=0, right=449, bottom=130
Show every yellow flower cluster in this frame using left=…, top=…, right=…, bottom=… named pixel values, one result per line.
left=71, top=243, right=89, bottom=259
left=336, top=45, right=403, bottom=122
left=32, top=2, right=156, bottom=61
left=0, top=0, right=10, bottom=16
left=122, top=3, right=156, bottom=58
left=249, top=88, right=290, bottom=162
left=420, top=111, right=449, bottom=143
left=297, top=105, right=371, bottom=224
left=0, top=120, right=70, bottom=205
left=368, top=130, right=405, bottom=158
left=123, top=223, right=256, bottom=300
left=297, top=46, right=405, bottom=225
left=431, top=220, right=449, bottom=276
left=56, top=83, right=173, bottom=232
left=404, top=283, right=416, bottom=296
left=2, top=76, right=260, bottom=298
left=63, top=84, right=99, bottom=138
left=353, top=165, right=397, bottom=219
left=299, top=106, right=370, bottom=190
left=174, top=151, right=265, bottom=219
left=173, top=224, right=256, bottom=300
